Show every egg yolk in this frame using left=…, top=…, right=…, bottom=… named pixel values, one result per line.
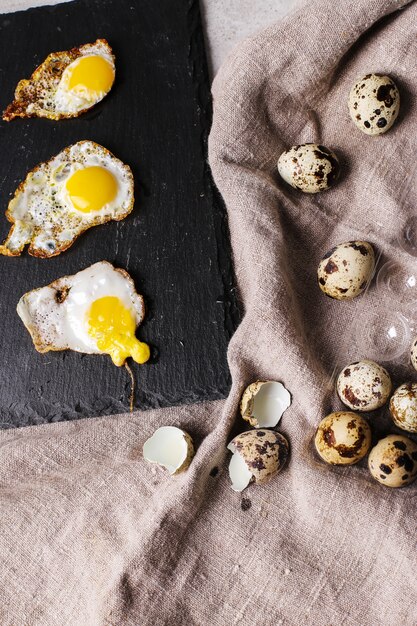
left=87, top=296, right=150, bottom=367
left=66, top=166, right=118, bottom=213
left=67, top=55, right=114, bottom=97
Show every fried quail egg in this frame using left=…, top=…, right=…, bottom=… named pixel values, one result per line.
left=337, top=360, right=392, bottom=412
left=314, top=411, right=371, bottom=465
left=277, top=143, right=340, bottom=193
left=389, top=383, right=417, bottom=433
left=317, top=241, right=375, bottom=300
left=348, top=74, right=400, bottom=136
left=368, top=435, right=417, bottom=487
left=17, top=261, right=150, bottom=367
left=228, top=429, right=289, bottom=492
left=3, top=39, right=115, bottom=121
left=0, top=141, right=134, bottom=258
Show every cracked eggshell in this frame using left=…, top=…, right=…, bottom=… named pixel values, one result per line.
left=228, top=429, right=289, bottom=492
left=240, top=380, right=291, bottom=428
left=143, top=426, right=194, bottom=475
left=337, top=360, right=392, bottom=412
left=368, top=434, right=417, bottom=487
left=277, top=143, right=340, bottom=193
left=348, top=74, right=400, bottom=136
left=317, top=241, right=375, bottom=301
left=389, top=383, right=417, bottom=433
left=314, top=411, right=371, bottom=465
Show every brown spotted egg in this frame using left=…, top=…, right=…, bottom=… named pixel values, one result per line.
left=389, top=383, right=417, bottom=433
left=348, top=74, right=400, bottom=136
left=317, top=241, right=375, bottom=300
left=277, top=143, right=340, bottom=193
left=337, top=360, right=392, bottom=412
left=227, top=429, right=289, bottom=491
left=368, top=435, right=417, bottom=487
left=315, top=411, right=371, bottom=465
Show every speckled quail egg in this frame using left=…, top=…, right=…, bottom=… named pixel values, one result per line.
left=348, top=74, right=400, bottom=136
left=317, top=241, right=375, bottom=300
left=389, top=383, right=417, bottom=433
left=227, top=429, right=289, bottom=492
left=277, top=143, right=340, bottom=193
left=240, top=380, right=291, bottom=428
left=314, top=411, right=371, bottom=465
left=368, top=434, right=417, bottom=487
left=410, top=338, right=417, bottom=371
left=337, top=360, right=392, bottom=412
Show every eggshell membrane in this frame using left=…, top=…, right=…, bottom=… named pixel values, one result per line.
left=143, top=426, right=195, bottom=475
left=240, top=380, right=291, bottom=428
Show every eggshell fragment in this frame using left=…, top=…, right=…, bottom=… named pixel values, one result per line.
left=389, top=383, right=417, bottom=433
left=143, top=426, right=194, bottom=475
left=314, top=411, right=371, bottom=465
left=277, top=143, right=340, bottom=193
left=228, top=429, right=289, bottom=492
left=317, top=241, right=375, bottom=300
left=337, top=360, right=392, bottom=412
left=368, top=435, right=417, bottom=487
left=240, top=381, right=291, bottom=428
left=348, top=74, right=400, bottom=136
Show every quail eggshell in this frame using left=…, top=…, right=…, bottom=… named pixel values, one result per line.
left=348, top=74, right=400, bottom=136
left=389, top=383, right=417, bottom=433
left=240, top=380, right=291, bottom=428
left=337, top=360, right=392, bottom=412
left=410, top=337, right=417, bottom=371
left=368, top=434, right=417, bottom=487
left=314, top=411, right=371, bottom=465
left=317, top=241, right=375, bottom=300
left=228, top=429, right=289, bottom=486
left=277, top=143, right=340, bottom=193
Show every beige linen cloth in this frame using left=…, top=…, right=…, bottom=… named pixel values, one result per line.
left=1, top=0, right=417, bottom=624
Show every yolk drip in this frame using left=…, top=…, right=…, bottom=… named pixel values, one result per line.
left=66, top=166, right=118, bottom=213
left=87, top=296, right=150, bottom=367
left=67, top=55, right=114, bottom=96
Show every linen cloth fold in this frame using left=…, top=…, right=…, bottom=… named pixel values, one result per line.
left=1, top=0, right=416, bottom=624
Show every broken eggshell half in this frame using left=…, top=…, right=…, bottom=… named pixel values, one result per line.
left=228, top=429, right=289, bottom=492
left=143, top=426, right=195, bottom=475
left=240, top=381, right=291, bottom=428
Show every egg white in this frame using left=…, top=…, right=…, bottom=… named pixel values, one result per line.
left=1, top=141, right=134, bottom=258
left=17, top=261, right=145, bottom=355
left=3, top=39, right=115, bottom=121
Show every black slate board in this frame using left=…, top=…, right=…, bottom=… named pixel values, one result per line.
left=0, top=0, right=239, bottom=428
